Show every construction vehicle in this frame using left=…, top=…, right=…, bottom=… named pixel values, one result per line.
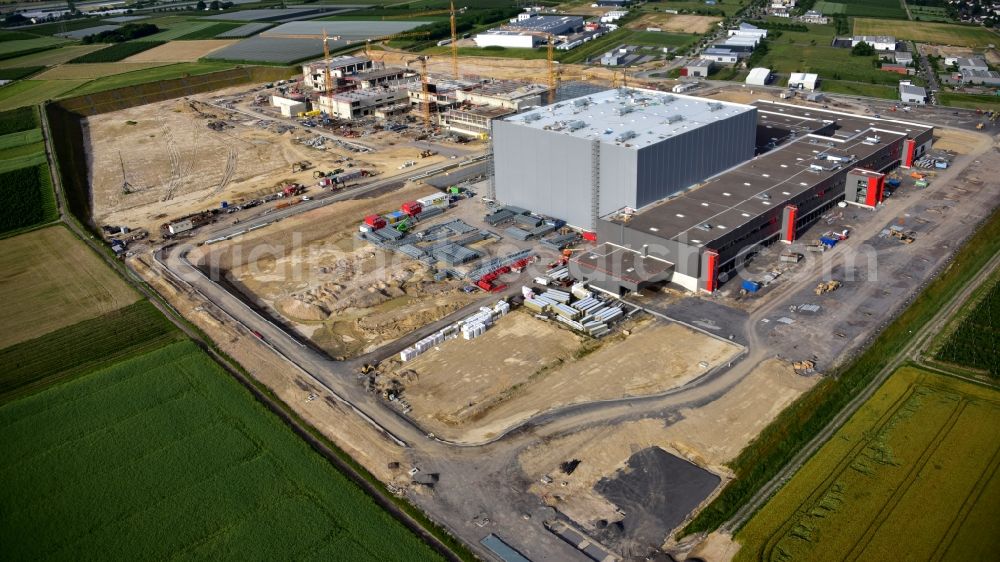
left=976, top=122, right=985, bottom=130
left=814, top=280, right=842, bottom=295
left=792, top=359, right=816, bottom=372
left=419, top=149, right=437, bottom=158
left=360, top=362, right=378, bottom=374
left=395, top=218, right=411, bottom=233
left=889, top=227, right=915, bottom=244
left=910, top=171, right=925, bottom=180
left=292, top=161, right=312, bottom=173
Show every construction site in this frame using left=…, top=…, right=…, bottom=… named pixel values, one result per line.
left=76, top=26, right=1000, bottom=558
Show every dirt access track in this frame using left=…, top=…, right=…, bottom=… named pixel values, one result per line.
left=84, top=85, right=452, bottom=235
left=386, top=313, right=742, bottom=443
left=194, top=183, right=480, bottom=359
left=516, top=359, right=816, bottom=546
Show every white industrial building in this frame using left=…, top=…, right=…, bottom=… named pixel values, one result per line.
left=702, top=48, right=740, bottom=64
left=851, top=35, right=897, bottom=51
left=801, top=10, right=828, bottom=24
left=899, top=82, right=927, bottom=104
left=728, top=22, right=767, bottom=40
left=270, top=95, right=307, bottom=117
left=788, top=72, right=819, bottom=91
left=492, top=87, right=758, bottom=230
left=745, top=67, right=772, bottom=86
left=302, top=55, right=374, bottom=92
left=684, top=59, right=713, bottom=77
left=956, top=57, right=989, bottom=73
left=318, top=87, right=409, bottom=120
left=475, top=14, right=584, bottom=48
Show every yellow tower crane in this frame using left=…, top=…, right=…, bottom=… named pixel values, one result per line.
left=450, top=0, right=459, bottom=79
left=407, top=56, right=433, bottom=130
left=322, top=30, right=333, bottom=99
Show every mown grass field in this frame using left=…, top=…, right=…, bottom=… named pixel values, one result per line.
left=736, top=366, right=1000, bottom=561
left=0, top=339, right=445, bottom=561
left=854, top=18, right=1000, bottom=48
left=0, top=36, right=67, bottom=58
left=65, top=61, right=237, bottom=96
left=813, top=0, right=907, bottom=18
left=0, top=79, right=89, bottom=110
left=35, top=61, right=173, bottom=80
left=935, top=275, right=1000, bottom=377
left=144, top=20, right=216, bottom=41
left=0, top=44, right=105, bottom=69
left=938, top=92, right=1000, bottom=112
left=0, top=225, right=139, bottom=346
left=175, top=22, right=243, bottom=40
left=0, top=300, right=182, bottom=403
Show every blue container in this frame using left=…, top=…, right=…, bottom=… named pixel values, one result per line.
left=934, top=161, right=948, bottom=169
left=742, top=279, right=762, bottom=293
left=887, top=178, right=901, bottom=188
left=820, top=236, right=839, bottom=247
left=220, top=201, right=229, bottom=209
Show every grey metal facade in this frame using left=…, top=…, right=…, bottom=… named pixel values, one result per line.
left=492, top=107, right=757, bottom=230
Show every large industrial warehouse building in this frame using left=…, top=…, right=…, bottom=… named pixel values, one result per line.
left=491, top=87, right=933, bottom=293
left=493, top=89, right=758, bottom=231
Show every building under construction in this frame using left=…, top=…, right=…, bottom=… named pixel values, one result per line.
left=490, top=88, right=934, bottom=293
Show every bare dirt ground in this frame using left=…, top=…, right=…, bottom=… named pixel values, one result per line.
left=629, top=13, right=722, bottom=34
left=687, top=531, right=742, bottom=562
left=195, top=184, right=480, bottom=358
left=0, top=226, right=139, bottom=348
left=516, top=359, right=815, bottom=538
left=389, top=315, right=741, bottom=442
left=85, top=85, right=452, bottom=234
left=380, top=50, right=619, bottom=85
left=130, top=253, right=409, bottom=483
left=932, top=127, right=985, bottom=154
left=124, top=39, right=239, bottom=62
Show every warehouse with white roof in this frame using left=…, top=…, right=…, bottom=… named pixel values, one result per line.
left=492, top=87, right=757, bottom=230
left=745, top=67, right=772, bottom=86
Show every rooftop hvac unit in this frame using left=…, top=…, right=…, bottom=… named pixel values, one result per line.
left=574, top=98, right=591, bottom=107
left=809, top=164, right=825, bottom=171
left=708, top=102, right=724, bottom=111
left=865, top=135, right=881, bottom=143
left=755, top=193, right=771, bottom=200
left=696, top=223, right=713, bottom=231
left=523, top=113, right=541, bottom=122
left=617, top=106, right=635, bottom=116
left=661, top=94, right=676, bottom=104
left=666, top=114, right=684, bottom=124
left=567, top=120, right=587, bottom=131
left=615, top=130, right=637, bottom=142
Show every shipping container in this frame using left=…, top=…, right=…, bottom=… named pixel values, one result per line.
left=819, top=236, right=839, bottom=247
left=364, top=214, right=386, bottom=229
left=780, top=252, right=803, bottom=263
left=915, top=180, right=928, bottom=188
left=742, top=279, right=762, bottom=293
left=887, top=178, right=902, bottom=188
left=401, top=201, right=423, bottom=216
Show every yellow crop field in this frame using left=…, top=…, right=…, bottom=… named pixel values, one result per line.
left=736, top=366, right=1000, bottom=561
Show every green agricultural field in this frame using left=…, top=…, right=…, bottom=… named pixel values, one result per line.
left=908, top=5, right=953, bottom=22
left=810, top=0, right=907, bottom=18
left=16, top=18, right=108, bottom=36
left=0, top=65, right=45, bottom=80
left=65, top=61, right=237, bottom=96
left=0, top=79, right=90, bottom=110
left=736, top=366, right=1000, bottom=561
left=0, top=340, right=445, bottom=561
left=0, top=105, right=38, bottom=134
left=759, top=43, right=909, bottom=87
left=143, top=20, right=216, bottom=41
left=854, top=18, right=1000, bottom=48
left=642, top=0, right=729, bottom=16
left=175, top=22, right=243, bottom=40
left=0, top=300, right=181, bottom=402
left=0, top=36, right=67, bottom=58
left=0, top=44, right=105, bottom=69
left=0, top=140, right=46, bottom=172
left=68, top=40, right=165, bottom=63
left=820, top=80, right=899, bottom=99
left=935, top=276, right=1000, bottom=377
left=0, top=164, right=57, bottom=234
left=0, top=31, right=42, bottom=42
left=0, top=127, right=42, bottom=149
left=937, top=92, right=1000, bottom=112
left=629, top=30, right=699, bottom=49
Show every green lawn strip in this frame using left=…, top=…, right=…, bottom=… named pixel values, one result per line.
left=681, top=203, right=1000, bottom=536
left=937, top=92, right=1000, bottom=113
left=0, top=37, right=68, bottom=58
left=0, top=145, right=46, bottom=172
left=0, top=65, right=46, bottom=80
left=0, top=300, right=183, bottom=404
left=0, top=128, right=42, bottom=149
left=14, top=18, right=109, bottom=36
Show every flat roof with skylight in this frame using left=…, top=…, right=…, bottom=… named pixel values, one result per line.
left=503, top=89, right=756, bottom=150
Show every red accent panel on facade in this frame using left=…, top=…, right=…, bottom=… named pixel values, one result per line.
left=785, top=205, right=798, bottom=242
left=865, top=176, right=879, bottom=206
left=903, top=139, right=916, bottom=168
left=705, top=250, right=718, bottom=293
